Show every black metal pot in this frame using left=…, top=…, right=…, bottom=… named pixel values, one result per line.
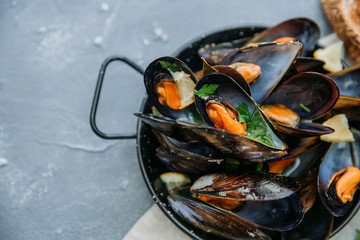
left=90, top=26, right=360, bottom=240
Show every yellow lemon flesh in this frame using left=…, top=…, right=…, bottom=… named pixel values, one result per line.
left=172, top=71, right=196, bottom=109
left=313, top=41, right=343, bottom=73
left=160, top=172, right=191, bottom=192
left=320, top=114, right=355, bottom=142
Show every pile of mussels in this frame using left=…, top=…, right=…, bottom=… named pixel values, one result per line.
left=135, top=18, right=360, bottom=240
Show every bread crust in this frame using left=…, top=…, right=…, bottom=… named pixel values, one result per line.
left=322, top=0, right=360, bottom=63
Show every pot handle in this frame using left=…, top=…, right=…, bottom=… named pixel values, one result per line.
left=90, top=55, right=144, bottom=139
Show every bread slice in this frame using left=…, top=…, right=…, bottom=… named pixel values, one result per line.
left=322, top=0, right=360, bottom=64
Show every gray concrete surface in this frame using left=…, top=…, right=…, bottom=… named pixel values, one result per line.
left=0, top=0, right=357, bottom=239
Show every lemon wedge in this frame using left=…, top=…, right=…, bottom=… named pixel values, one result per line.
left=320, top=114, right=355, bottom=142
left=172, top=71, right=196, bottom=109
left=313, top=41, right=343, bottom=73
left=160, top=172, right=191, bottom=192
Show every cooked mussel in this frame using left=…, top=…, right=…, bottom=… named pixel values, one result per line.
left=227, top=62, right=261, bottom=84
left=196, top=58, right=252, bottom=95
left=198, top=18, right=319, bottom=66
left=194, top=72, right=287, bottom=161
left=328, top=65, right=360, bottom=97
left=294, top=57, right=326, bottom=74
left=168, top=187, right=271, bottom=239
left=318, top=129, right=360, bottom=217
left=190, top=173, right=304, bottom=230
left=260, top=104, right=300, bottom=128
left=135, top=110, right=288, bottom=162
left=327, top=65, right=360, bottom=128
left=245, top=18, right=320, bottom=57
left=259, top=72, right=339, bottom=158
left=198, top=38, right=250, bottom=65
left=297, top=168, right=318, bottom=213
left=134, top=113, right=200, bottom=142
left=221, top=42, right=302, bottom=103
left=153, top=130, right=224, bottom=175
left=281, top=196, right=334, bottom=240
left=144, top=56, right=198, bottom=120
left=327, top=166, right=360, bottom=205
left=262, top=72, right=338, bottom=137
left=190, top=172, right=300, bottom=201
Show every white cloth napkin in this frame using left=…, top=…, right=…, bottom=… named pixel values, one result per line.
left=123, top=204, right=191, bottom=240
left=123, top=204, right=360, bottom=240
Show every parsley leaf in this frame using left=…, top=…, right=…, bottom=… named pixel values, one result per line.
left=235, top=102, right=251, bottom=123
left=236, top=102, right=275, bottom=147
left=151, top=106, right=161, bottom=117
left=299, top=103, right=311, bottom=112
left=159, top=61, right=179, bottom=73
left=238, top=114, right=246, bottom=123
left=195, top=84, right=219, bottom=98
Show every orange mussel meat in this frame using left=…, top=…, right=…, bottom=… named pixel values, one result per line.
left=260, top=104, right=300, bottom=127
left=155, top=80, right=181, bottom=110
left=206, top=100, right=247, bottom=135
left=274, top=37, right=296, bottom=43
left=228, top=62, right=261, bottom=84
left=328, top=166, right=360, bottom=204
left=197, top=194, right=244, bottom=210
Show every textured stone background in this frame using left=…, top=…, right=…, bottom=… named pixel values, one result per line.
left=0, top=0, right=358, bottom=239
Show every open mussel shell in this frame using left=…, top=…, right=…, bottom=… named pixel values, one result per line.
left=328, top=65, right=360, bottom=97
left=197, top=38, right=250, bottom=65
left=144, top=56, right=197, bottom=121
left=135, top=112, right=287, bottom=161
left=296, top=168, right=319, bottom=213
left=281, top=196, right=334, bottom=240
left=318, top=129, right=360, bottom=217
left=245, top=18, right=320, bottom=57
left=222, top=42, right=302, bottom=104
left=195, top=72, right=284, bottom=148
left=294, top=57, right=326, bottom=74
left=287, top=142, right=332, bottom=180
left=184, top=125, right=287, bottom=162
left=330, top=96, right=360, bottom=129
left=264, top=72, right=339, bottom=137
left=194, top=72, right=287, bottom=161
left=327, top=65, right=360, bottom=128
left=190, top=173, right=303, bottom=231
left=156, top=146, right=220, bottom=176
left=153, top=130, right=224, bottom=175
left=195, top=63, right=251, bottom=96
left=265, top=72, right=339, bottom=121
left=234, top=194, right=304, bottom=231
left=190, top=172, right=300, bottom=201
left=168, top=187, right=271, bottom=240
left=134, top=113, right=199, bottom=142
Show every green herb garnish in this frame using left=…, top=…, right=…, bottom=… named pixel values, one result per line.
left=159, top=61, right=179, bottom=73
left=355, top=229, right=360, bottom=240
left=256, top=163, right=264, bottom=172
left=195, top=84, right=219, bottom=98
left=151, top=106, right=161, bottom=117
left=236, top=102, right=252, bottom=123
left=236, top=102, right=276, bottom=147
left=225, top=157, right=241, bottom=171
left=299, top=103, right=311, bottom=112
left=238, top=114, right=246, bottom=123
